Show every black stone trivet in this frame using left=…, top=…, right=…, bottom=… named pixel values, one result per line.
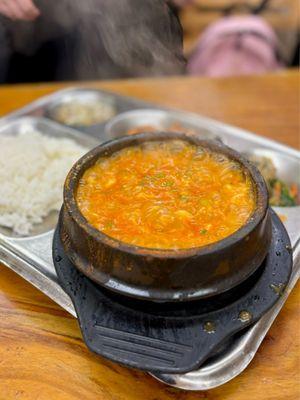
left=53, top=209, right=292, bottom=374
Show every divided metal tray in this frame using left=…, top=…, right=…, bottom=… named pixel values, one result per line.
left=0, top=87, right=299, bottom=390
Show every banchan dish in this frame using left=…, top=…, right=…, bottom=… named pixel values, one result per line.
left=60, top=132, right=272, bottom=302
left=104, top=109, right=222, bottom=142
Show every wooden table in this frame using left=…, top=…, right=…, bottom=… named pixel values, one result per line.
left=0, top=71, right=299, bottom=400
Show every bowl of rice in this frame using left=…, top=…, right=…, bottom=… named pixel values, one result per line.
left=0, top=120, right=88, bottom=236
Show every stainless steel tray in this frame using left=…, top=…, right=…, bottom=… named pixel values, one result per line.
left=0, top=88, right=299, bottom=391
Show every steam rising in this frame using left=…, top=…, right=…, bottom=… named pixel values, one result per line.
left=14, top=0, right=185, bottom=79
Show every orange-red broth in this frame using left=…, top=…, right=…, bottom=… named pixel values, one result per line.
left=76, top=140, right=255, bottom=249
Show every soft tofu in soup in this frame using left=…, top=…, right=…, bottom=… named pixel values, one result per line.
left=76, top=140, right=255, bottom=249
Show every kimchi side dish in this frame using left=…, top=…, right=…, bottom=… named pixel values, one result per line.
left=76, top=140, right=255, bottom=249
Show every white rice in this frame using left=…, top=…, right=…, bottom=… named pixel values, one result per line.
left=0, top=127, right=87, bottom=235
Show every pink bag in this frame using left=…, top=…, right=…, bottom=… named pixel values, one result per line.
left=187, top=16, right=284, bottom=77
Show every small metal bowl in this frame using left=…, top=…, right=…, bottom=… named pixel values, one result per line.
left=104, top=109, right=223, bottom=142
left=60, top=132, right=271, bottom=302
left=46, top=90, right=116, bottom=128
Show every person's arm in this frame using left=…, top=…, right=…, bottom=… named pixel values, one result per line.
left=0, top=0, right=39, bottom=21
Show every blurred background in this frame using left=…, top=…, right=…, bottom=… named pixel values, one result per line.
left=0, top=0, right=299, bottom=83
left=178, top=0, right=299, bottom=61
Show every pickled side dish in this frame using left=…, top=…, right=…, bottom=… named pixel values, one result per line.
left=76, top=140, right=255, bottom=249
left=126, top=122, right=197, bottom=136
left=52, top=100, right=115, bottom=126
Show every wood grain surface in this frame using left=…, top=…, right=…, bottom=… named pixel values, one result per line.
left=0, top=71, right=299, bottom=399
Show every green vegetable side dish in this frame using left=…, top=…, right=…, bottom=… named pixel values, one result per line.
left=269, top=178, right=299, bottom=207
left=246, top=155, right=299, bottom=207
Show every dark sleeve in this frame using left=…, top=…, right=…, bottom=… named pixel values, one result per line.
left=0, top=19, right=12, bottom=82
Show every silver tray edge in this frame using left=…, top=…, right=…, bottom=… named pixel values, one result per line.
left=0, top=87, right=299, bottom=390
